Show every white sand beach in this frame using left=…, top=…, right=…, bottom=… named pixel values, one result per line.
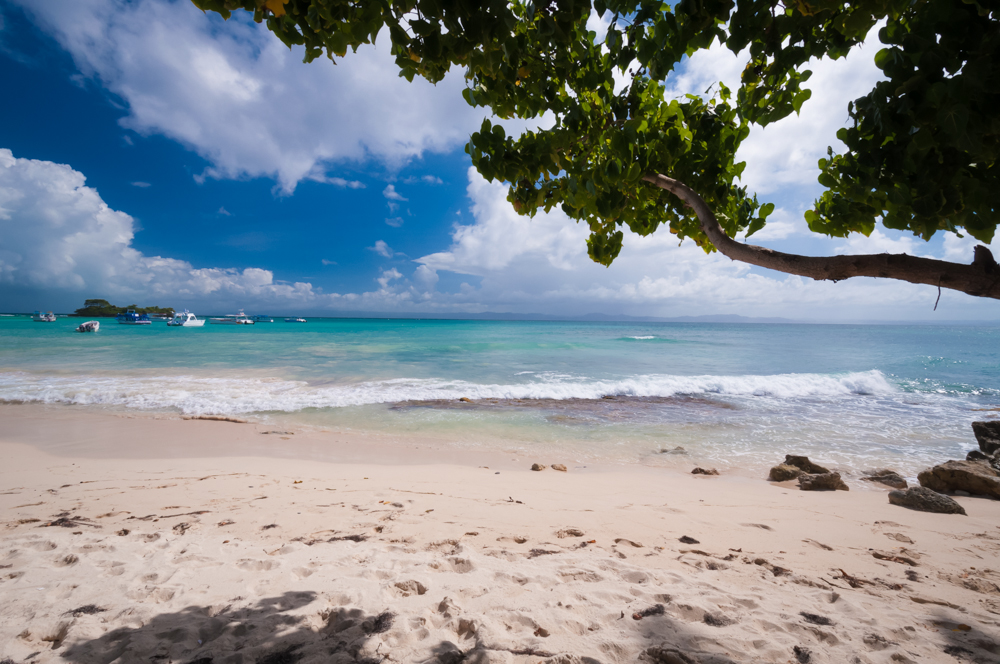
left=2, top=404, right=999, bottom=663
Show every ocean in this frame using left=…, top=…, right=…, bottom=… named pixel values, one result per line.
left=1, top=315, right=997, bottom=479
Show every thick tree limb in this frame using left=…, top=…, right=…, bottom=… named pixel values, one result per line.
left=642, top=173, right=1000, bottom=301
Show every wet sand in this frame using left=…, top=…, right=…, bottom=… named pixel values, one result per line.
left=1, top=403, right=999, bottom=663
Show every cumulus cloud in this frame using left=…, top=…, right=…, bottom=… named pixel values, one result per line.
left=382, top=184, right=408, bottom=202
left=370, top=240, right=394, bottom=258
left=1, top=150, right=995, bottom=319
left=663, top=28, right=884, bottom=198
left=402, top=175, right=444, bottom=185
left=0, top=148, right=315, bottom=303
left=413, top=168, right=999, bottom=319
left=12, top=0, right=486, bottom=193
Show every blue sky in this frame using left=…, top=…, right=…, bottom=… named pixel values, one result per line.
left=1, top=0, right=997, bottom=320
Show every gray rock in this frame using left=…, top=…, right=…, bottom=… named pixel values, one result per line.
left=967, top=449, right=1000, bottom=472
left=768, top=464, right=805, bottom=482
left=972, top=421, right=1000, bottom=455
left=784, top=455, right=831, bottom=474
left=861, top=470, right=908, bottom=490
left=798, top=472, right=849, bottom=491
left=888, top=486, right=967, bottom=515
left=918, top=459, right=1000, bottom=499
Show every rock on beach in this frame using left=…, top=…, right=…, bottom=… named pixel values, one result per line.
left=784, top=455, right=831, bottom=474
left=798, top=472, right=848, bottom=491
left=888, top=486, right=967, bottom=515
left=768, top=464, right=804, bottom=482
left=972, top=420, right=1000, bottom=455
left=861, top=470, right=908, bottom=490
left=917, top=459, right=1000, bottom=499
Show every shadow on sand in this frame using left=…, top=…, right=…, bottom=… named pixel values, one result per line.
left=13, top=590, right=746, bottom=664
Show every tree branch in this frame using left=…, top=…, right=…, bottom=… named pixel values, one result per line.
left=642, top=173, right=1000, bottom=301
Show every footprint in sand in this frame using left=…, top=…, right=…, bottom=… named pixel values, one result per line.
left=885, top=532, right=914, bottom=544
left=392, top=579, right=428, bottom=597
left=742, top=523, right=774, bottom=531
left=236, top=559, right=280, bottom=572
left=426, top=539, right=462, bottom=555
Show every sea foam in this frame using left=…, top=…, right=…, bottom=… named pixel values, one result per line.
left=0, top=369, right=897, bottom=416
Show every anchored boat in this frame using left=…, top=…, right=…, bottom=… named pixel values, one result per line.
left=75, top=321, right=100, bottom=333
left=117, top=310, right=152, bottom=325
left=210, top=310, right=254, bottom=325
left=167, top=310, right=205, bottom=327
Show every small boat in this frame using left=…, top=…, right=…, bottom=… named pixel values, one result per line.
left=167, top=310, right=205, bottom=327
left=250, top=315, right=274, bottom=323
left=32, top=311, right=57, bottom=322
left=148, top=313, right=172, bottom=322
left=210, top=310, right=255, bottom=325
left=284, top=317, right=307, bottom=323
left=117, top=310, right=152, bottom=325
left=75, top=320, right=100, bottom=333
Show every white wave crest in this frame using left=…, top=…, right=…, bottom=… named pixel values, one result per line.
left=0, top=370, right=897, bottom=416
left=627, top=336, right=655, bottom=340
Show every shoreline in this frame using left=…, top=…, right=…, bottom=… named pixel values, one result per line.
left=2, top=404, right=1000, bottom=662
left=0, top=401, right=982, bottom=486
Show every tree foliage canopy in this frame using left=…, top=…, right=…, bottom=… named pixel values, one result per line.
left=73, top=299, right=175, bottom=318
left=192, top=0, right=1000, bottom=298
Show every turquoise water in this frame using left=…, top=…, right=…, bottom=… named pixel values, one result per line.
left=1, top=315, right=998, bottom=476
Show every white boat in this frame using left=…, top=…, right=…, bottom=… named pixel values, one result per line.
left=284, top=317, right=307, bottom=323
left=210, top=310, right=255, bottom=325
left=167, top=310, right=205, bottom=327
left=75, top=320, right=100, bottom=333
left=32, top=311, right=57, bottom=322
left=148, top=313, right=172, bottom=322
left=250, top=315, right=273, bottom=323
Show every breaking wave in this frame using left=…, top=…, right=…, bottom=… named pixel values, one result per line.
left=0, top=369, right=898, bottom=416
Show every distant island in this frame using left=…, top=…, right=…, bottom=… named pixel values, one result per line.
left=72, top=299, right=174, bottom=318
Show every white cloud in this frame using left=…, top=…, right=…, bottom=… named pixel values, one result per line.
left=306, top=174, right=365, bottom=189
left=403, top=175, right=443, bottom=185
left=370, top=240, right=394, bottom=258
left=942, top=232, right=989, bottom=264
left=217, top=206, right=231, bottom=216
left=663, top=29, right=884, bottom=198
left=130, top=181, right=150, bottom=188
left=382, top=184, right=408, bottom=201
left=413, top=168, right=1000, bottom=319
left=12, top=0, right=486, bottom=193
left=413, top=264, right=439, bottom=291
left=836, top=228, right=926, bottom=257
left=377, top=268, right=403, bottom=289
left=736, top=207, right=802, bottom=242
left=1, top=150, right=996, bottom=319
left=0, top=148, right=318, bottom=305
left=385, top=217, right=404, bottom=228
left=321, top=258, right=337, bottom=266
